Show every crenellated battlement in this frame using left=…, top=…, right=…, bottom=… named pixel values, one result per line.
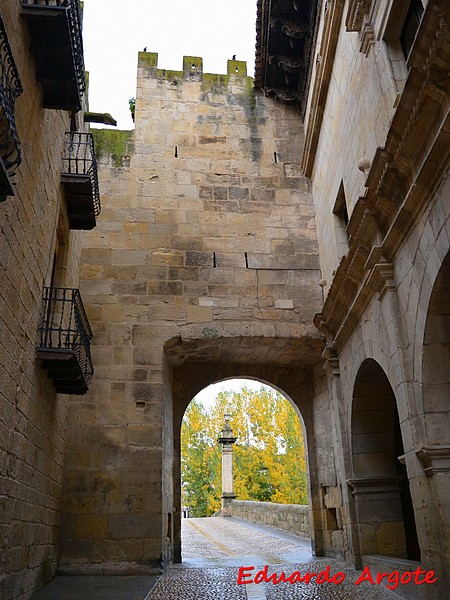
left=137, top=51, right=248, bottom=82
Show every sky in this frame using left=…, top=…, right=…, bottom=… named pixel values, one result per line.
left=82, top=1, right=262, bottom=400
left=82, top=0, right=258, bottom=130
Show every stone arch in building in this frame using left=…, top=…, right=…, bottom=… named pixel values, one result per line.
left=417, top=248, right=450, bottom=586
left=348, top=358, right=420, bottom=564
left=422, top=249, right=450, bottom=448
left=169, top=353, right=318, bottom=563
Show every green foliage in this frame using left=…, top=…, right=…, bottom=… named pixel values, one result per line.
left=180, top=386, right=308, bottom=517
left=92, top=129, right=133, bottom=168
left=129, top=97, right=135, bottom=121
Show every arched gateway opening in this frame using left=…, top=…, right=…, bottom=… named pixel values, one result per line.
left=169, top=358, right=319, bottom=564
left=349, top=359, right=420, bottom=563
left=179, top=379, right=310, bottom=558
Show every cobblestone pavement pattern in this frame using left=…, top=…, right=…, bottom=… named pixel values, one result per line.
left=147, top=517, right=399, bottom=600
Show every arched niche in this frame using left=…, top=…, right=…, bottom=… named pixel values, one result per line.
left=421, top=250, right=450, bottom=448
left=416, top=249, right=450, bottom=586
left=348, top=359, right=420, bottom=562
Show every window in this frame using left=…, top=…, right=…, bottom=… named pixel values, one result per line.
left=383, top=0, right=425, bottom=94
left=333, top=181, right=349, bottom=260
left=400, top=0, right=425, bottom=60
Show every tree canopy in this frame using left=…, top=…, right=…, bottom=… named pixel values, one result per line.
left=180, top=385, right=308, bottom=517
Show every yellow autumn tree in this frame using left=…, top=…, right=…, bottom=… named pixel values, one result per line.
left=181, top=385, right=308, bottom=516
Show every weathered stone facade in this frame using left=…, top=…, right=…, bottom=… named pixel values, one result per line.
left=301, top=1, right=450, bottom=598
left=59, top=52, right=324, bottom=575
left=230, top=499, right=311, bottom=538
left=1, top=1, right=449, bottom=599
left=0, top=1, right=100, bottom=598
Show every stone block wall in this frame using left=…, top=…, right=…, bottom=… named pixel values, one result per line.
left=60, top=53, right=324, bottom=574
left=304, top=1, right=450, bottom=594
left=304, top=0, right=406, bottom=290
left=230, top=500, right=311, bottom=538
left=0, top=2, right=83, bottom=598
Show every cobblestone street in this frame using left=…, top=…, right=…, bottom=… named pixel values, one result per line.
left=147, top=517, right=400, bottom=600
left=31, top=515, right=432, bottom=599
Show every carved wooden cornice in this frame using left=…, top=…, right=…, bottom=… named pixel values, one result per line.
left=281, top=21, right=309, bottom=39
left=265, top=88, right=299, bottom=102
left=314, top=0, right=450, bottom=350
left=255, top=0, right=319, bottom=111
left=273, top=55, right=304, bottom=72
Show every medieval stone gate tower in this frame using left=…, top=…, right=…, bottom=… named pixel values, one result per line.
left=1, top=1, right=449, bottom=599
left=59, top=52, right=328, bottom=574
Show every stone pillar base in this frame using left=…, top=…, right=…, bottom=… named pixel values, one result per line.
left=221, top=494, right=236, bottom=517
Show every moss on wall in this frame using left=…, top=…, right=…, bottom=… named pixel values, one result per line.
left=92, top=129, right=133, bottom=167
left=138, top=52, right=158, bottom=68
left=183, top=56, right=203, bottom=72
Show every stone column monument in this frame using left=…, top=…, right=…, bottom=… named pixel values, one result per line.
left=218, top=414, right=237, bottom=516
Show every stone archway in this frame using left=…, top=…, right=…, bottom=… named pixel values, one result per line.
left=422, top=249, right=450, bottom=448
left=348, top=359, right=420, bottom=563
left=167, top=351, right=318, bottom=564
left=417, top=249, right=450, bottom=586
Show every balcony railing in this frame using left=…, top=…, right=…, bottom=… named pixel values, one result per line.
left=37, top=287, right=94, bottom=395
left=21, top=0, right=86, bottom=111
left=61, top=131, right=101, bottom=229
left=0, top=15, right=23, bottom=201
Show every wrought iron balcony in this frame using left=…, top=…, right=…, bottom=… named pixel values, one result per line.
left=37, top=287, right=94, bottom=395
left=21, top=0, right=85, bottom=111
left=0, top=15, right=23, bottom=201
left=61, top=131, right=101, bottom=229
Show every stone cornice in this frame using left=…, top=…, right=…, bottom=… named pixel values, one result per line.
left=347, top=475, right=404, bottom=495
left=322, top=345, right=340, bottom=377
left=314, top=0, right=450, bottom=350
left=345, top=0, right=372, bottom=33
left=301, top=0, right=346, bottom=177
left=316, top=261, right=394, bottom=349
left=416, top=446, right=450, bottom=475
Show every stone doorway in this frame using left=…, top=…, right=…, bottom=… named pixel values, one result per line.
left=170, top=359, right=318, bottom=565
left=348, top=358, right=420, bottom=562
left=179, top=378, right=310, bottom=531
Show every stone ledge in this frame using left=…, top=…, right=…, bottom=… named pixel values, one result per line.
left=230, top=499, right=311, bottom=538
left=362, top=555, right=426, bottom=600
